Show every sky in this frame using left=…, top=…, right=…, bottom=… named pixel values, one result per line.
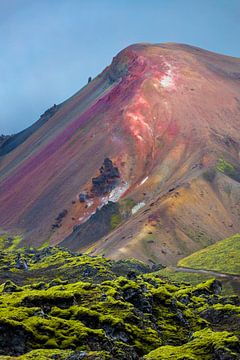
left=0, top=0, right=240, bottom=134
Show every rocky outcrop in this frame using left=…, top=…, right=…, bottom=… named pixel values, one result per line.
left=51, top=209, right=68, bottom=230
left=91, top=158, right=120, bottom=196
left=0, top=134, right=13, bottom=148
left=60, top=202, right=120, bottom=251
left=0, top=104, right=59, bottom=156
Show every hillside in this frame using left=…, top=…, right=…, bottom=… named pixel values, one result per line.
left=0, top=244, right=239, bottom=360
left=0, top=43, right=240, bottom=265
left=178, top=233, right=240, bottom=275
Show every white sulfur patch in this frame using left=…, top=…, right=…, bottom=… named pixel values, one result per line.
left=108, top=182, right=129, bottom=202
left=77, top=182, right=129, bottom=226
left=136, top=134, right=144, bottom=141
left=98, top=197, right=108, bottom=209
left=160, top=63, right=175, bottom=88
left=131, top=202, right=145, bottom=215
left=140, top=176, right=148, bottom=186
left=161, top=75, right=173, bottom=87
left=79, top=214, right=91, bottom=222
left=97, top=182, right=129, bottom=211
left=86, top=200, right=94, bottom=208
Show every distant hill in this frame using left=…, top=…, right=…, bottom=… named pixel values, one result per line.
left=178, top=233, right=240, bottom=275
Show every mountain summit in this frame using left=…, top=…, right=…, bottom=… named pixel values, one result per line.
left=0, top=43, right=240, bottom=265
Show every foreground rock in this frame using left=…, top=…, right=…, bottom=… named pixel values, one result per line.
left=0, top=245, right=239, bottom=359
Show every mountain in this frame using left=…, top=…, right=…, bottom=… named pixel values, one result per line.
left=0, top=43, right=240, bottom=265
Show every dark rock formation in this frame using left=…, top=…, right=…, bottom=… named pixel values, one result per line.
left=91, top=158, right=120, bottom=196
left=0, top=322, right=32, bottom=356
left=60, top=202, right=120, bottom=251
left=51, top=209, right=68, bottom=230
left=15, top=255, right=28, bottom=271
left=0, top=134, right=13, bottom=148
left=79, top=193, right=88, bottom=203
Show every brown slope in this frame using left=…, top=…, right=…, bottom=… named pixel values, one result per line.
left=0, top=43, right=240, bottom=265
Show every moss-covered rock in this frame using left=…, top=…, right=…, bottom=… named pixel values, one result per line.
left=144, top=329, right=240, bottom=359
left=0, top=245, right=239, bottom=359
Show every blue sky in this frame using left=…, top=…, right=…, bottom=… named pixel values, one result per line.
left=1, top=0, right=240, bottom=134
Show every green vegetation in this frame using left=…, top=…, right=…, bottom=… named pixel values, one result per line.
left=0, top=349, right=72, bottom=360
left=217, top=158, right=235, bottom=173
left=216, top=158, right=240, bottom=182
left=157, top=267, right=238, bottom=296
left=184, top=228, right=212, bottom=248
left=144, top=329, right=240, bottom=359
left=0, top=234, right=22, bottom=251
left=110, top=213, right=122, bottom=230
left=119, top=198, right=136, bottom=218
left=158, top=267, right=213, bottom=284
left=0, top=243, right=239, bottom=359
left=178, top=233, right=240, bottom=275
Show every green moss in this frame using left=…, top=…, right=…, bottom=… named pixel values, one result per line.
left=110, top=213, right=122, bottom=230
left=178, top=233, right=240, bottom=275
left=157, top=267, right=238, bottom=296
left=0, top=234, right=22, bottom=251
left=2, top=280, right=22, bottom=293
left=44, top=338, right=58, bottom=348
left=216, top=158, right=240, bottom=182
left=158, top=267, right=211, bottom=284
left=144, top=329, right=240, bottom=359
left=0, top=242, right=239, bottom=359
left=217, top=158, right=235, bottom=173
left=0, top=349, right=73, bottom=360
left=211, top=303, right=240, bottom=314
left=38, top=239, right=50, bottom=250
